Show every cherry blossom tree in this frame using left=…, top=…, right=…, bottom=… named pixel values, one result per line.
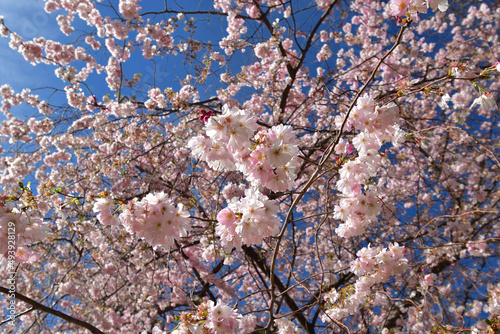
left=0, top=0, right=499, bottom=333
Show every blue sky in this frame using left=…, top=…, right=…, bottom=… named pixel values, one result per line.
left=0, top=0, right=63, bottom=87
left=0, top=0, right=235, bottom=117
left=0, top=0, right=65, bottom=122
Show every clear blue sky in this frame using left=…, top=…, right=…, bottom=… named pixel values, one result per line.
left=0, top=0, right=66, bottom=122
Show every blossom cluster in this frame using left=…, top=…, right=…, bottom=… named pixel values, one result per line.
left=349, top=243, right=408, bottom=279
left=216, top=187, right=280, bottom=251
left=93, top=192, right=190, bottom=250
left=334, top=95, right=405, bottom=238
left=323, top=243, right=408, bottom=321
left=188, top=105, right=299, bottom=192
left=188, top=105, right=256, bottom=171
left=0, top=85, right=53, bottom=117
left=484, top=284, right=500, bottom=317
left=389, top=0, right=448, bottom=19
left=0, top=203, right=47, bottom=264
left=243, top=124, right=300, bottom=191
left=170, top=300, right=253, bottom=334
left=275, top=318, right=302, bottom=334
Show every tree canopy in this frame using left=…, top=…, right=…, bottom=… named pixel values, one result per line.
left=0, top=0, right=499, bottom=333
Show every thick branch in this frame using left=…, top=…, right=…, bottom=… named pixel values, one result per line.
left=243, top=246, right=314, bottom=334
left=0, top=286, right=104, bottom=334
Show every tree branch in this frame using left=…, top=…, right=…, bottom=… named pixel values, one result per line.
left=0, top=286, right=104, bottom=334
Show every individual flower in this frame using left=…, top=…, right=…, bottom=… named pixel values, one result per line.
left=217, top=207, right=237, bottom=227
left=471, top=93, right=497, bottom=111
left=428, top=0, right=449, bottom=12
left=390, top=0, right=411, bottom=17
left=187, top=134, right=213, bottom=161
left=438, top=93, right=451, bottom=108
left=199, top=109, right=214, bottom=122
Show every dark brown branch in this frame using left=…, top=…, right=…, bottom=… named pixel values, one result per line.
left=243, top=245, right=314, bottom=334
left=0, top=286, right=104, bottom=334
left=255, top=0, right=341, bottom=124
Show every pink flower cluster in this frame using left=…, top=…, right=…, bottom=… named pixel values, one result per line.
left=0, top=203, right=47, bottom=264
left=119, top=0, right=141, bottom=20
left=219, top=10, right=247, bottom=55
left=334, top=95, right=405, bottom=238
left=92, top=197, right=120, bottom=227
left=171, top=300, right=249, bottom=334
left=483, top=284, right=500, bottom=317
left=216, top=187, right=280, bottom=250
left=188, top=105, right=254, bottom=171
left=389, top=0, right=448, bottom=18
left=204, top=300, right=241, bottom=333
left=323, top=243, right=408, bottom=322
left=0, top=85, right=54, bottom=118
left=242, top=124, right=299, bottom=192
left=93, top=192, right=190, bottom=250
left=0, top=118, right=31, bottom=144
left=350, top=243, right=408, bottom=279
left=274, top=318, right=302, bottom=334
left=205, top=105, right=257, bottom=153
left=144, top=88, right=168, bottom=109
left=189, top=105, right=299, bottom=192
